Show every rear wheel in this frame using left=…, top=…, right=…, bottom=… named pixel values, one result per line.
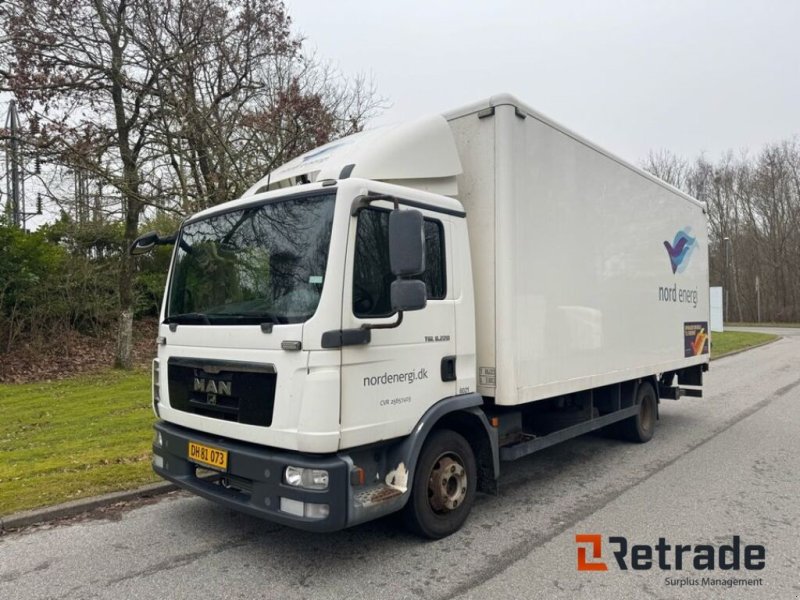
left=402, top=429, right=477, bottom=539
left=617, top=380, right=658, bottom=443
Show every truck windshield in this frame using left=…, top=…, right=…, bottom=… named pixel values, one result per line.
left=167, top=193, right=336, bottom=325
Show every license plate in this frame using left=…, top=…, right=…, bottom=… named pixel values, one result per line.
left=187, top=442, right=228, bottom=471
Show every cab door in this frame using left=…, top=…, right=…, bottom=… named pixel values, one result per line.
left=339, top=202, right=457, bottom=449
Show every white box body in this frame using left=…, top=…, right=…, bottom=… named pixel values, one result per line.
left=446, top=95, right=710, bottom=405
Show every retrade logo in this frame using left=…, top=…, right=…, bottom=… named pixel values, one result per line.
left=664, top=228, right=696, bottom=274
left=576, top=534, right=609, bottom=571
left=575, top=534, right=765, bottom=572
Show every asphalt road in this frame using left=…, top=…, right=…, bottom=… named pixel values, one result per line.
left=1, top=327, right=798, bottom=600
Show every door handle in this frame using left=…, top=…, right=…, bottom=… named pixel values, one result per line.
left=441, top=356, right=457, bottom=382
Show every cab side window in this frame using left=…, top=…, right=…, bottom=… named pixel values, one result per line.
left=353, top=209, right=446, bottom=318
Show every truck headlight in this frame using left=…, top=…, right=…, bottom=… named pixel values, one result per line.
left=284, top=466, right=329, bottom=490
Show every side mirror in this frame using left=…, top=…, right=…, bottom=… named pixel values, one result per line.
left=129, top=231, right=160, bottom=256
left=391, top=279, right=427, bottom=312
left=389, top=209, right=425, bottom=276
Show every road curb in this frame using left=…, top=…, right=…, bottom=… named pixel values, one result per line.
left=711, top=335, right=781, bottom=361
left=0, top=481, right=176, bottom=533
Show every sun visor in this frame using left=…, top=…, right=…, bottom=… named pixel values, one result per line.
left=243, top=114, right=463, bottom=197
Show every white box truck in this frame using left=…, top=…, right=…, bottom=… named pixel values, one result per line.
left=136, top=93, right=710, bottom=538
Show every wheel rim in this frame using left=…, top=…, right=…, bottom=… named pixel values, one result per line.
left=427, top=452, right=468, bottom=513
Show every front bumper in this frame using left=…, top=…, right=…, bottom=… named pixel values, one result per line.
left=153, top=421, right=350, bottom=532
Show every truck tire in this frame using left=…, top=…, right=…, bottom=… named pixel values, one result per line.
left=402, top=429, right=477, bottom=539
left=616, top=381, right=657, bottom=443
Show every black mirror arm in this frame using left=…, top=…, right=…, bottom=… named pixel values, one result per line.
left=162, top=231, right=193, bottom=254
left=362, top=311, right=404, bottom=331
left=351, top=194, right=401, bottom=216
left=129, top=231, right=180, bottom=256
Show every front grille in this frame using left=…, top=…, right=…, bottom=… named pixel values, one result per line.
left=167, top=358, right=277, bottom=426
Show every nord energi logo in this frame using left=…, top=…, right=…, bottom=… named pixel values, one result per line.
left=664, top=227, right=696, bottom=274
left=576, top=534, right=765, bottom=572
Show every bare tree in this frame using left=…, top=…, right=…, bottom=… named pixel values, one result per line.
left=641, top=149, right=688, bottom=189
left=141, top=5, right=382, bottom=212
left=644, top=140, right=800, bottom=323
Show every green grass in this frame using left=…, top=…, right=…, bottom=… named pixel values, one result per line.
left=0, top=369, right=159, bottom=516
left=726, top=322, right=800, bottom=328
left=711, top=330, right=779, bottom=358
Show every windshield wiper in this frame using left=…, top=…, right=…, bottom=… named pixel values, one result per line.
left=214, top=313, right=285, bottom=328
left=201, top=307, right=284, bottom=323
left=164, top=312, right=211, bottom=325
left=164, top=312, right=288, bottom=327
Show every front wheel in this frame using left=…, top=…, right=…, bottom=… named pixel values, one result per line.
left=402, top=429, right=477, bottom=539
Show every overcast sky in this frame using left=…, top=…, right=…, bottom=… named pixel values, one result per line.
left=285, top=0, right=800, bottom=165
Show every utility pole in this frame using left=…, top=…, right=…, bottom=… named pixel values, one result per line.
left=723, top=237, right=731, bottom=322
left=755, top=275, right=761, bottom=323
left=730, top=239, right=743, bottom=323
left=4, top=100, right=23, bottom=227
left=3, top=100, right=41, bottom=230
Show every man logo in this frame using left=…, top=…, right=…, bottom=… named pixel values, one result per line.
left=576, top=534, right=608, bottom=571
left=193, top=377, right=232, bottom=396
